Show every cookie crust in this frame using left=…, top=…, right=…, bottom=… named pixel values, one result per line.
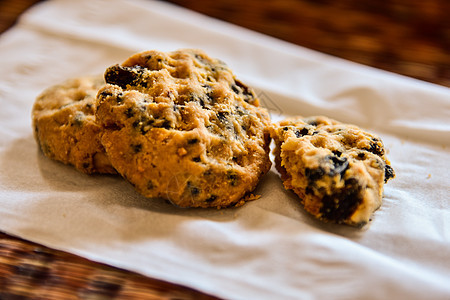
left=270, top=116, right=395, bottom=226
left=96, top=49, right=271, bottom=208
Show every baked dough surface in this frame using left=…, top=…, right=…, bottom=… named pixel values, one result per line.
left=96, top=49, right=271, bottom=208
left=270, top=116, right=395, bottom=226
left=32, top=76, right=115, bottom=174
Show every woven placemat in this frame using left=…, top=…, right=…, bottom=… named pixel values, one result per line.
left=0, top=232, right=220, bottom=299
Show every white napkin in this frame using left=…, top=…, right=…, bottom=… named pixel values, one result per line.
left=1, top=0, right=449, bottom=299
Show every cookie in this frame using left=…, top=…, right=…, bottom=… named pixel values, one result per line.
left=96, top=49, right=271, bottom=208
left=32, top=76, right=115, bottom=174
left=269, top=116, right=395, bottom=226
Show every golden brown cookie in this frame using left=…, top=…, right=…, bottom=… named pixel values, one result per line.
left=270, top=116, right=395, bottom=226
left=96, top=49, right=271, bottom=208
left=32, top=76, right=115, bottom=174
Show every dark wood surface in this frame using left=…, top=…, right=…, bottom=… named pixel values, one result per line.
left=1, top=0, right=449, bottom=299
left=164, top=0, right=450, bottom=87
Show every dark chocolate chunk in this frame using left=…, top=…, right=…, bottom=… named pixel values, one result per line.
left=131, top=143, right=142, bottom=153
left=104, top=64, right=145, bottom=89
left=161, top=120, right=172, bottom=130
left=384, top=164, right=395, bottom=182
left=333, top=150, right=342, bottom=157
left=233, top=79, right=255, bottom=104
left=227, top=172, right=239, bottom=186
left=305, top=167, right=325, bottom=182
left=329, top=155, right=349, bottom=177
left=99, top=90, right=113, bottom=98
left=205, top=195, right=217, bottom=202
left=147, top=181, right=155, bottom=190
left=366, top=138, right=385, bottom=156
left=295, top=128, right=310, bottom=137
left=308, top=120, right=318, bottom=126
left=125, top=107, right=135, bottom=118
left=187, top=138, right=199, bottom=144
left=319, top=178, right=363, bottom=223
left=217, top=112, right=228, bottom=123
left=187, top=181, right=200, bottom=196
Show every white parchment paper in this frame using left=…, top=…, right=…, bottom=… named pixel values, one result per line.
left=0, top=0, right=449, bottom=299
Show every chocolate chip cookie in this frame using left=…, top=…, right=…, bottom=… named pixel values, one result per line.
left=270, top=116, right=395, bottom=226
left=32, top=76, right=115, bottom=174
left=96, top=49, right=271, bottom=208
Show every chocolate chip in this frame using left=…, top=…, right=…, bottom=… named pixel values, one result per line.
left=295, top=128, right=309, bottom=137
left=187, top=181, right=200, bottom=196
left=206, top=195, right=217, bottom=202
left=147, top=181, right=155, bottom=190
left=329, top=155, right=349, bottom=177
left=305, top=167, right=325, bottom=182
left=161, top=120, right=172, bottom=129
left=217, top=112, right=228, bottom=123
left=233, top=79, right=255, bottom=103
left=366, top=138, right=385, bottom=156
left=384, top=164, right=395, bottom=182
left=104, top=64, right=145, bottom=89
left=206, top=91, right=214, bottom=103
left=99, top=90, right=113, bottom=98
left=131, top=143, right=142, bottom=153
left=319, top=178, right=363, bottom=222
left=125, top=107, right=135, bottom=118
left=192, top=157, right=201, bottom=162
left=227, top=172, right=239, bottom=186
left=187, top=138, right=199, bottom=144
left=333, top=150, right=342, bottom=157
left=133, top=117, right=154, bottom=134
left=305, top=187, right=314, bottom=195
left=199, top=98, right=206, bottom=108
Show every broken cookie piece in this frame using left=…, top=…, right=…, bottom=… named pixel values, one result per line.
left=270, top=116, right=395, bottom=226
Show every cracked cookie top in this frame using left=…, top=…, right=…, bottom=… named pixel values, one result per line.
left=96, top=49, right=271, bottom=208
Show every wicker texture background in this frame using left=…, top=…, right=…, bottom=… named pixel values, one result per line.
left=0, top=0, right=449, bottom=298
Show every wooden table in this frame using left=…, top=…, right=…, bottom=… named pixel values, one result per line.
left=1, top=0, right=449, bottom=298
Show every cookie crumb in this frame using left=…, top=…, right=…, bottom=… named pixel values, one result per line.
left=177, top=147, right=188, bottom=156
